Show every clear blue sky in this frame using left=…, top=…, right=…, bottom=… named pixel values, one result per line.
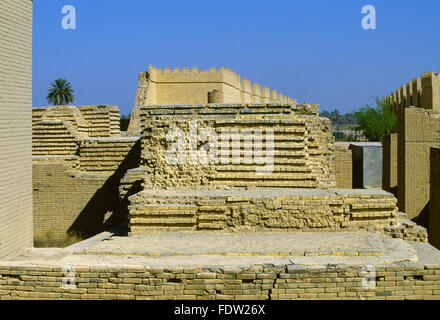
left=33, top=0, right=440, bottom=116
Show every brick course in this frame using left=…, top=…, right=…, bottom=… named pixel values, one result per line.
left=334, top=143, right=352, bottom=188
left=1, top=262, right=440, bottom=300
left=382, top=134, right=398, bottom=195
left=0, top=0, right=33, bottom=259
left=397, top=107, right=440, bottom=223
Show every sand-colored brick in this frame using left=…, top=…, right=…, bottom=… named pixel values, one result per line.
left=0, top=0, right=33, bottom=259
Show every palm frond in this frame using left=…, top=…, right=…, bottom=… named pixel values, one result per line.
left=46, top=78, right=75, bottom=106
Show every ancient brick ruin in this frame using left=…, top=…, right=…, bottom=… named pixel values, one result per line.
left=1, top=62, right=439, bottom=300
left=135, top=65, right=296, bottom=106
left=32, top=105, right=140, bottom=246
left=383, top=71, right=440, bottom=249
left=125, top=102, right=425, bottom=241
left=2, top=0, right=440, bottom=300
left=28, top=97, right=432, bottom=246
left=2, top=98, right=434, bottom=300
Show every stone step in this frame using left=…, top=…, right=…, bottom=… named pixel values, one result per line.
left=197, top=222, right=225, bottom=230
left=129, top=226, right=196, bottom=232
left=217, top=142, right=305, bottom=148
left=213, top=180, right=317, bottom=188
left=129, top=217, right=197, bottom=225
left=214, top=172, right=315, bottom=180
left=128, top=210, right=197, bottom=217
left=197, top=214, right=229, bottom=221
left=216, top=165, right=312, bottom=173
left=349, top=211, right=395, bottom=218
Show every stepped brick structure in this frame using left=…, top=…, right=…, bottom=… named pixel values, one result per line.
left=33, top=105, right=121, bottom=139
left=2, top=1, right=440, bottom=300
left=125, top=102, right=427, bottom=242
left=31, top=105, right=141, bottom=246
left=128, top=65, right=297, bottom=135
left=138, top=104, right=334, bottom=190
left=1, top=100, right=436, bottom=300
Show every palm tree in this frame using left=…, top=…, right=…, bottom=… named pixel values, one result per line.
left=46, top=78, right=74, bottom=106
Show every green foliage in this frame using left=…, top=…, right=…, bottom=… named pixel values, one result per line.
left=321, top=110, right=358, bottom=126
left=353, top=97, right=397, bottom=142
left=121, top=113, right=131, bottom=120
left=46, top=78, right=74, bottom=106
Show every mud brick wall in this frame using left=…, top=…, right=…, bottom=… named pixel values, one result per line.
left=397, top=107, right=440, bottom=224
left=32, top=121, right=81, bottom=156
left=32, top=107, right=47, bottom=125
left=0, top=0, right=34, bottom=259
left=430, top=147, right=440, bottom=249
left=127, top=106, right=142, bottom=134
left=382, top=134, right=398, bottom=195
left=32, top=117, right=140, bottom=247
left=139, top=103, right=319, bottom=120
left=334, top=143, right=353, bottom=188
left=77, top=105, right=121, bottom=138
left=1, top=263, right=440, bottom=300
left=385, top=71, right=440, bottom=113
left=139, top=104, right=335, bottom=190
left=32, top=160, right=120, bottom=247
left=127, top=189, right=426, bottom=241
left=31, top=103, right=141, bottom=247
left=79, top=138, right=140, bottom=173
left=33, top=135, right=140, bottom=247
left=33, top=105, right=121, bottom=140
left=118, top=168, right=144, bottom=220
left=36, top=106, right=89, bottom=136
left=135, top=65, right=295, bottom=106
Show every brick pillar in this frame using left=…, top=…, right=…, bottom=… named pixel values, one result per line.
left=421, top=71, right=440, bottom=110
left=397, top=107, right=440, bottom=223
left=382, top=133, right=398, bottom=196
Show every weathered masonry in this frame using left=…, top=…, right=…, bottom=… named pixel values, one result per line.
left=135, top=65, right=295, bottom=106
left=32, top=105, right=140, bottom=246
left=2, top=4, right=440, bottom=297
left=397, top=107, right=440, bottom=224
left=382, top=133, right=398, bottom=195
left=334, top=142, right=353, bottom=189
left=125, top=103, right=426, bottom=241
left=0, top=0, right=33, bottom=259
left=128, top=65, right=297, bottom=134
left=383, top=71, right=440, bottom=248
left=384, top=71, right=440, bottom=113
left=1, top=258, right=440, bottom=300
left=1, top=101, right=439, bottom=300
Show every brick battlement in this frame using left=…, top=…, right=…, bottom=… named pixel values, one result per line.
left=134, top=65, right=296, bottom=106
left=385, top=71, right=440, bottom=112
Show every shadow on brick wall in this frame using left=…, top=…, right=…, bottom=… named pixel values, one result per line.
left=413, top=202, right=430, bottom=233
left=66, top=140, right=141, bottom=241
